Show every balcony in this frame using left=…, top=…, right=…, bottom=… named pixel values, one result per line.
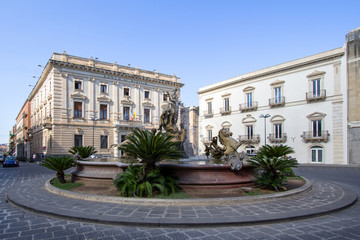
left=239, top=101, right=258, bottom=112
left=268, top=133, right=287, bottom=143
left=220, top=107, right=231, bottom=115
left=269, top=97, right=285, bottom=107
left=238, top=134, right=260, bottom=144
left=306, top=89, right=326, bottom=102
left=114, top=119, right=142, bottom=128
left=42, top=117, right=52, bottom=129
left=301, top=130, right=330, bottom=143
left=203, top=110, right=213, bottom=118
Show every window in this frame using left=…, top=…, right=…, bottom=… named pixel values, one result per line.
left=123, top=106, right=130, bottom=120
left=163, top=93, right=168, bottom=101
left=74, top=80, right=82, bottom=90
left=274, top=87, right=281, bottom=104
left=144, top=108, right=150, bottom=123
left=144, top=90, right=150, bottom=99
left=274, top=124, right=282, bottom=139
left=100, top=135, right=108, bottom=149
left=312, top=78, right=321, bottom=97
left=207, top=102, right=212, bottom=114
left=124, top=88, right=129, bottom=96
left=246, top=125, right=253, bottom=139
left=246, top=93, right=253, bottom=108
left=311, top=146, right=323, bottom=163
left=74, top=102, right=82, bottom=118
left=224, top=98, right=230, bottom=112
left=312, top=120, right=322, bottom=137
left=74, top=135, right=83, bottom=147
left=246, top=146, right=256, bottom=155
left=100, top=84, right=107, bottom=93
left=207, top=130, right=212, bottom=142
left=100, top=104, right=107, bottom=120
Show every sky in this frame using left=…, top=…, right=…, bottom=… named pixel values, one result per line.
left=0, top=0, right=359, bottom=144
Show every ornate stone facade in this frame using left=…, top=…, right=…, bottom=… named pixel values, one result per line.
left=27, top=52, right=183, bottom=157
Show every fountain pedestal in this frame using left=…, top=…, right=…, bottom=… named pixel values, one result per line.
left=72, top=161, right=256, bottom=190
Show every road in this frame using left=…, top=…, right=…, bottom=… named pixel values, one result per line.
left=1, top=162, right=359, bottom=240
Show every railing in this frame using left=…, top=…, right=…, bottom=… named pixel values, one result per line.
left=203, top=110, right=213, bottom=118
left=306, top=89, right=326, bottom=102
left=301, top=130, right=329, bottom=143
left=268, top=133, right=287, bottom=143
left=269, top=97, right=285, bottom=107
left=220, top=107, right=231, bottom=115
left=238, top=134, right=260, bottom=144
left=239, top=101, right=258, bottom=112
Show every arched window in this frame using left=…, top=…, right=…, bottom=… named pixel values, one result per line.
left=311, top=146, right=323, bottom=163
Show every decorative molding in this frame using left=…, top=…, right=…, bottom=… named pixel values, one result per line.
left=307, top=70, right=325, bottom=78
left=307, top=112, right=326, bottom=120
left=221, top=121, right=232, bottom=128
left=97, top=96, right=111, bottom=103
left=243, top=86, right=255, bottom=92
left=242, top=114, right=257, bottom=124
left=70, top=92, right=87, bottom=100
left=270, top=80, right=285, bottom=86
left=221, top=93, right=231, bottom=97
left=270, top=115, right=286, bottom=123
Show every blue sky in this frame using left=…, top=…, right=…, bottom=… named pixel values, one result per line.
left=0, top=0, right=359, bottom=144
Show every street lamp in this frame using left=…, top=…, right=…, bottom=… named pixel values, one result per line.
left=259, top=114, right=271, bottom=145
left=90, top=117, right=98, bottom=148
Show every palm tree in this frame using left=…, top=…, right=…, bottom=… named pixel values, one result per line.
left=248, top=145, right=298, bottom=191
left=118, top=129, right=184, bottom=176
left=256, top=144, right=295, bottom=158
left=68, top=146, right=97, bottom=160
left=40, top=156, right=76, bottom=183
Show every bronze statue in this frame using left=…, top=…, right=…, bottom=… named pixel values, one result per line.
left=158, top=89, right=186, bottom=144
left=218, top=128, right=245, bottom=170
left=204, top=137, right=225, bottom=160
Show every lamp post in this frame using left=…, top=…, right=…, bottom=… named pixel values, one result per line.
left=259, top=114, right=271, bottom=145
left=90, top=117, right=98, bottom=148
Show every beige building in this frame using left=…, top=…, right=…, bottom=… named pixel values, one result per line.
left=28, top=52, right=183, bottom=157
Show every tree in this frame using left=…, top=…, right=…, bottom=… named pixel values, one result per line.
left=117, top=129, right=184, bottom=176
left=248, top=145, right=298, bottom=191
left=68, top=146, right=97, bottom=160
left=114, top=129, right=184, bottom=197
left=40, top=156, right=76, bottom=183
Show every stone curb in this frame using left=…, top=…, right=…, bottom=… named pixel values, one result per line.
left=6, top=179, right=358, bottom=227
left=44, top=178, right=312, bottom=206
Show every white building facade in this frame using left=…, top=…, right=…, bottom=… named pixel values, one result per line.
left=198, top=48, right=348, bottom=164
left=28, top=52, right=183, bottom=157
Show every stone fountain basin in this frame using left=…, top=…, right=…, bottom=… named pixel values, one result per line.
left=72, top=160, right=257, bottom=190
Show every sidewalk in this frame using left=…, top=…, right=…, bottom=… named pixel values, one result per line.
left=6, top=177, right=357, bottom=227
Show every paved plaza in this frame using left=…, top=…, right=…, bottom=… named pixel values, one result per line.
left=1, top=163, right=360, bottom=239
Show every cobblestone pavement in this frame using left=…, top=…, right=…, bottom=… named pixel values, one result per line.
left=1, top=162, right=360, bottom=239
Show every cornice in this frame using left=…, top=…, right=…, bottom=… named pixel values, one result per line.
left=50, top=59, right=184, bottom=88
left=198, top=50, right=344, bottom=95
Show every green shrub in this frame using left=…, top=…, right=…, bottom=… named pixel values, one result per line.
left=68, top=146, right=97, bottom=159
left=41, top=156, right=76, bottom=184
left=113, top=164, right=181, bottom=197
left=249, top=145, right=298, bottom=191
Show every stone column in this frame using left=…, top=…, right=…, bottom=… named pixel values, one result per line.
left=113, top=128, right=119, bottom=157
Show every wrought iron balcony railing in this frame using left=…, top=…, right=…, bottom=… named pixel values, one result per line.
left=239, top=101, right=258, bottom=112
left=269, top=97, right=285, bottom=107
left=301, top=130, right=330, bottom=143
left=238, top=134, right=260, bottom=144
left=306, top=89, right=326, bottom=102
left=203, top=110, right=213, bottom=118
left=268, top=133, right=287, bottom=143
left=220, top=107, right=231, bottom=115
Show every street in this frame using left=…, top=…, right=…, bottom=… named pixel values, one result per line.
left=1, top=163, right=360, bottom=240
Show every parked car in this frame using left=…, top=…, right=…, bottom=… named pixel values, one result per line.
left=3, top=156, right=19, bottom=167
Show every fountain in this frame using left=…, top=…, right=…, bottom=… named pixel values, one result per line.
left=72, top=89, right=256, bottom=192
